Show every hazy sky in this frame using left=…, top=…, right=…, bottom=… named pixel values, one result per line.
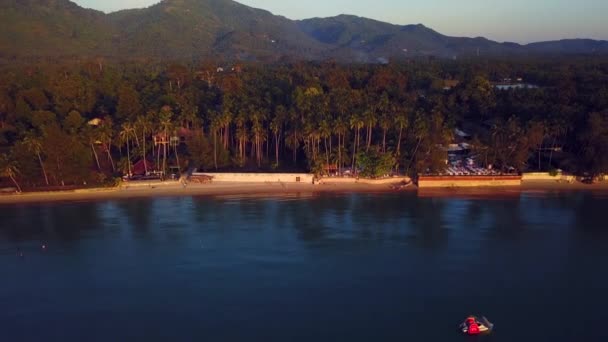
left=73, top=0, right=608, bottom=43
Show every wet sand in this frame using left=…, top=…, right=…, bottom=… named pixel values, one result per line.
left=0, top=181, right=414, bottom=205
left=1, top=179, right=607, bottom=205
left=522, top=180, right=608, bottom=190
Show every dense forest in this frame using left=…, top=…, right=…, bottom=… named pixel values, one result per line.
left=1, top=57, right=608, bottom=190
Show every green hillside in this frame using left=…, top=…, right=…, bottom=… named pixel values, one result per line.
left=0, top=0, right=606, bottom=61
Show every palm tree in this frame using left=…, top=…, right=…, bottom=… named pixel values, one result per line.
left=333, top=117, right=348, bottom=174
left=119, top=122, right=136, bottom=176
left=319, top=119, right=332, bottom=170
left=220, top=109, right=233, bottom=150
left=170, top=135, right=180, bottom=172
left=235, top=110, right=248, bottom=164
left=0, top=154, right=21, bottom=193
left=377, top=92, right=392, bottom=153
left=99, top=118, right=115, bottom=172
left=159, top=118, right=172, bottom=176
left=157, top=106, right=174, bottom=177
left=363, top=108, right=377, bottom=152
left=250, top=108, right=266, bottom=167
left=210, top=111, right=221, bottom=170
left=270, top=107, right=285, bottom=167
left=135, top=115, right=153, bottom=174
left=379, top=113, right=392, bottom=153
left=82, top=126, right=102, bottom=172
left=350, top=113, right=364, bottom=171
left=406, top=111, right=428, bottom=175
left=394, top=107, right=409, bottom=162
left=548, top=116, right=568, bottom=167
left=23, top=135, right=49, bottom=185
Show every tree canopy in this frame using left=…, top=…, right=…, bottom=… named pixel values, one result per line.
left=1, top=57, right=608, bottom=188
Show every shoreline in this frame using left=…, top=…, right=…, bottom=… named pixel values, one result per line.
left=0, top=179, right=607, bottom=205
left=0, top=181, right=414, bottom=205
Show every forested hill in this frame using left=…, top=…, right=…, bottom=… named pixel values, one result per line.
left=1, top=0, right=607, bottom=61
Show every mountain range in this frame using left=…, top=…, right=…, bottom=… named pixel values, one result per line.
left=1, top=0, right=607, bottom=62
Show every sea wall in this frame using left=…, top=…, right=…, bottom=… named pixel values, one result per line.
left=192, top=173, right=314, bottom=184
left=418, top=175, right=522, bottom=188
left=318, top=177, right=411, bottom=185
left=521, top=172, right=575, bottom=182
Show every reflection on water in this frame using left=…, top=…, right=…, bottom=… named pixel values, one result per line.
left=0, top=192, right=607, bottom=341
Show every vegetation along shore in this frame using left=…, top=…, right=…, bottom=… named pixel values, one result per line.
left=1, top=57, right=608, bottom=195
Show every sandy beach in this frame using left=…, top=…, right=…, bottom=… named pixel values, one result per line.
left=1, top=179, right=607, bottom=205
left=0, top=181, right=415, bottom=205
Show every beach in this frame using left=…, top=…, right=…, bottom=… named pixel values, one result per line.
left=0, top=181, right=414, bottom=205
left=1, top=178, right=607, bottom=205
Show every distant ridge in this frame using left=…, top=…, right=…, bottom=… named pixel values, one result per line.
left=0, top=0, right=606, bottom=61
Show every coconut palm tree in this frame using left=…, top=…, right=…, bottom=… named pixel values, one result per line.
left=0, top=154, right=21, bottom=193
left=135, top=115, right=153, bottom=174
left=406, top=111, right=428, bottom=175
left=98, top=118, right=115, bottom=172
left=362, top=109, right=377, bottom=152
left=377, top=93, right=392, bottom=153
left=220, top=109, right=233, bottom=150
left=157, top=106, right=174, bottom=177
left=286, top=109, right=301, bottom=164
left=319, top=119, right=332, bottom=170
left=350, top=113, right=364, bottom=171
left=119, top=122, right=136, bottom=176
left=379, top=114, right=392, bottom=153
left=250, top=108, right=266, bottom=167
left=394, top=107, right=409, bottom=160
left=23, top=134, right=49, bottom=185
left=170, top=135, right=180, bottom=172
left=333, top=116, right=348, bottom=174
left=82, top=126, right=102, bottom=172
left=270, top=106, right=285, bottom=167
left=210, top=111, right=221, bottom=170
left=234, top=110, right=248, bottom=164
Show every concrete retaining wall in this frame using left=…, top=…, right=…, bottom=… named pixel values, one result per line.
left=193, top=173, right=314, bottom=184
left=318, top=177, right=411, bottom=185
left=522, top=172, right=575, bottom=181
left=418, top=175, right=522, bottom=188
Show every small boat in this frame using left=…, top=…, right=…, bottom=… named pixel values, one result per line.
left=460, top=316, right=494, bottom=335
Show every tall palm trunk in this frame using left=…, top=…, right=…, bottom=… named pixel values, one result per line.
left=366, top=125, right=372, bottom=152
left=90, top=144, right=101, bottom=172
left=292, top=130, right=298, bottom=163
left=396, top=126, right=403, bottom=157
left=549, top=137, right=556, bottom=167
left=213, top=130, right=218, bottom=170
left=37, top=152, right=49, bottom=185
left=274, top=132, right=280, bottom=166
left=324, top=137, right=330, bottom=173
left=406, top=137, right=423, bottom=175
left=8, top=173, right=21, bottom=193
left=395, top=127, right=404, bottom=173
left=162, top=133, right=167, bottom=178
left=141, top=130, right=147, bottom=174
left=382, top=129, right=387, bottom=153
left=107, top=143, right=115, bottom=172
left=174, top=144, right=180, bottom=172
left=352, top=129, right=359, bottom=170
left=338, top=133, right=342, bottom=175
left=126, top=137, right=132, bottom=176
left=256, top=134, right=261, bottom=167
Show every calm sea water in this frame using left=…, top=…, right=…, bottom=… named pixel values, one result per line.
left=1, top=191, right=607, bottom=341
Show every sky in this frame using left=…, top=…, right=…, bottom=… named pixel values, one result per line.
left=73, top=0, right=608, bottom=43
